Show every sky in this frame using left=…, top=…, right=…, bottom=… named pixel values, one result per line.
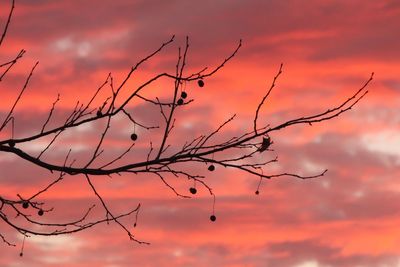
left=1, top=0, right=400, bottom=266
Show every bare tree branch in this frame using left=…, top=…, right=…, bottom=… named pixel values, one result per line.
left=0, top=1, right=374, bottom=252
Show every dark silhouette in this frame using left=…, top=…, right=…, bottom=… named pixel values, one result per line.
left=0, top=0, right=373, bottom=252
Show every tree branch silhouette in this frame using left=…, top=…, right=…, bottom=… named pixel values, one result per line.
left=0, top=0, right=373, bottom=251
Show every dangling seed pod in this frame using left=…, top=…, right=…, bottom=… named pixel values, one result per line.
left=210, top=215, right=216, bottom=222
left=197, top=79, right=204, bottom=87
left=255, top=190, right=259, bottom=195
left=177, top=98, right=184, bottom=105
left=130, top=133, right=138, bottom=141
left=189, top=187, right=197, bottom=194
left=96, top=110, right=102, bottom=117
left=181, top=91, right=188, bottom=99
left=208, top=165, right=215, bottom=172
left=38, top=209, right=44, bottom=216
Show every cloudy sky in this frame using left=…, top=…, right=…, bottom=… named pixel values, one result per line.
left=1, top=0, right=400, bottom=266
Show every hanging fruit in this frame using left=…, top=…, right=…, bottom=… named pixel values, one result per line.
left=130, top=133, right=138, bottom=141
left=208, top=165, right=215, bottom=171
left=189, top=187, right=197, bottom=194
left=38, top=209, right=44, bottom=216
left=197, top=79, right=204, bottom=87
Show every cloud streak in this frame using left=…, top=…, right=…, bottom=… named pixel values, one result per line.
left=1, top=0, right=399, bottom=266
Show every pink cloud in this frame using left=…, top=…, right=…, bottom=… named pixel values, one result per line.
left=1, top=0, right=400, bottom=266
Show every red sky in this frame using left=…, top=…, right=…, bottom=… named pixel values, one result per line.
left=1, top=0, right=400, bottom=266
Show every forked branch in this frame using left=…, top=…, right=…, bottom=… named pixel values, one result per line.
left=0, top=0, right=373, bottom=250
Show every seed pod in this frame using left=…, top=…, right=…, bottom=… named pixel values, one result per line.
left=22, top=201, right=29, bottom=209
left=208, top=165, right=215, bottom=172
left=210, top=215, right=216, bottom=222
left=130, top=133, right=138, bottom=141
left=189, top=187, right=197, bottom=194
left=197, top=79, right=204, bottom=87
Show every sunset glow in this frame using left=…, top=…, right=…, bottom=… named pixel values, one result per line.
left=1, top=1, right=400, bottom=266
